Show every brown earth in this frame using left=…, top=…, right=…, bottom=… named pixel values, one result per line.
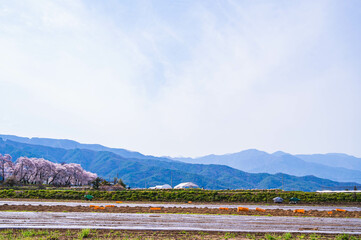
left=1, top=204, right=360, bottom=218
left=2, top=198, right=361, bottom=206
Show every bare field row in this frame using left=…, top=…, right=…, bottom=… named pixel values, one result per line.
left=1, top=204, right=360, bottom=218
left=2, top=197, right=361, bottom=207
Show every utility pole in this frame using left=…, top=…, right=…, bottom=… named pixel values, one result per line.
left=170, top=171, right=173, bottom=188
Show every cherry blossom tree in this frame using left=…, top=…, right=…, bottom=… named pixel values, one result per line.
left=0, top=154, right=14, bottom=182
left=29, top=158, right=53, bottom=184
left=3, top=154, right=97, bottom=186
left=48, top=163, right=67, bottom=185
left=12, top=157, right=35, bottom=184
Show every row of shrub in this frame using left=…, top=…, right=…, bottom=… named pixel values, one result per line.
left=0, top=189, right=360, bottom=203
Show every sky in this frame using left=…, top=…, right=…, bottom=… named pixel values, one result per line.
left=0, top=0, right=360, bottom=158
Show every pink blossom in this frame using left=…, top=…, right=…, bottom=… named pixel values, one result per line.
left=4, top=154, right=97, bottom=186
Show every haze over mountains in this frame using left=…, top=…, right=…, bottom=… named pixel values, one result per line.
left=0, top=134, right=360, bottom=191
left=176, top=150, right=361, bottom=183
left=0, top=134, right=172, bottom=162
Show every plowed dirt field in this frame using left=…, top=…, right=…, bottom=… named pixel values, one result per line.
left=1, top=204, right=359, bottom=218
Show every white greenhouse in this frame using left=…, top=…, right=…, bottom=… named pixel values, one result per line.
left=174, top=182, right=199, bottom=189
left=149, top=184, right=172, bottom=189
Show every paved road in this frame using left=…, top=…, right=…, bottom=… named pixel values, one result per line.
left=0, top=212, right=360, bottom=234
left=0, top=200, right=360, bottom=211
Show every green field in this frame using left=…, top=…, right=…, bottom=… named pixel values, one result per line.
left=0, top=189, right=360, bottom=203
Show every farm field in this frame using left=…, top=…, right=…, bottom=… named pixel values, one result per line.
left=0, top=202, right=360, bottom=218
left=1, top=189, right=360, bottom=204
left=0, top=211, right=361, bottom=235
left=1, top=199, right=361, bottom=211
left=1, top=190, right=360, bottom=237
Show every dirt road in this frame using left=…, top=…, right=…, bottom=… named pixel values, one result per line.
left=0, top=211, right=360, bottom=234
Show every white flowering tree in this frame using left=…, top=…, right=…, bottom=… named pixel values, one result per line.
left=3, top=155, right=97, bottom=186
left=0, top=154, right=14, bottom=182
left=13, top=157, right=36, bottom=184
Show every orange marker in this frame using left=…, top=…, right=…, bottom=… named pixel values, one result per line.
left=293, top=209, right=305, bottom=213
left=256, top=208, right=266, bottom=212
left=150, top=207, right=162, bottom=211
left=219, top=207, right=229, bottom=210
left=237, top=207, right=249, bottom=212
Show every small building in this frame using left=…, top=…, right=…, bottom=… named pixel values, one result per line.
left=149, top=184, right=172, bottom=189
left=174, top=182, right=199, bottom=189
left=316, top=190, right=361, bottom=193
left=273, top=197, right=284, bottom=203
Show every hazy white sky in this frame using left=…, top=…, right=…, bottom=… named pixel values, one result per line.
left=1, top=0, right=360, bottom=157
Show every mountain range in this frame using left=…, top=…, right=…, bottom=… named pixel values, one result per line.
left=175, top=150, right=361, bottom=183
left=0, top=134, right=173, bottom=162
left=0, top=134, right=360, bottom=191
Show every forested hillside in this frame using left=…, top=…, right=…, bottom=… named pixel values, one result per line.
left=0, top=137, right=358, bottom=191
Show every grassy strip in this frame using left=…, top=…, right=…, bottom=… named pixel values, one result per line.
left=0, top=229, right=360, bottom=240
left=0, top=189, right=360, bottom=203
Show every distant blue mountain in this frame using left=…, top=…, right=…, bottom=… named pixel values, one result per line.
left=0, top=134, right=174, bottom=162
left=296, top=153, right=361, bottom=171
left=175, top=150, right=361, bottom=183
left=1, top=135, right=359, bottom=191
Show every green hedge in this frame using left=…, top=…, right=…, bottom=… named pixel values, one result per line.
left=0, top=189, right=360, bottom=203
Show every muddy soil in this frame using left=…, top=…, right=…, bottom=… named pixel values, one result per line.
left=2, top=198, right=361, bottom=206
left=0, top=204, right=359, bottom=218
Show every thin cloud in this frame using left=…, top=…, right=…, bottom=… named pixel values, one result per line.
left=0, top=0, right=360, bottom=157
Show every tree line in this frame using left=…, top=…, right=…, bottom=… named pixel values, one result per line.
left=0, top=154, right=97, bottom=186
